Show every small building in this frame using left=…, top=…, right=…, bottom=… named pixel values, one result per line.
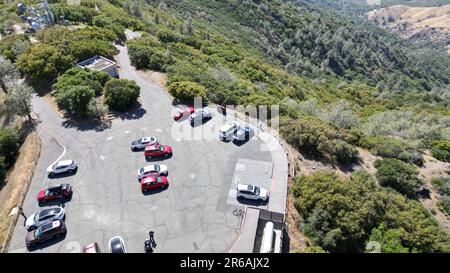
left=76, top=55, right=119, bottom=78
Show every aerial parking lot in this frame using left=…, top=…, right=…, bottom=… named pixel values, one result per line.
left=7, top=46, right=282, bottom=253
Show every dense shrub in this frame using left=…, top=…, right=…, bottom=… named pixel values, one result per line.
left=68, top=39, right=118, bottom=62
left=431, top=176, right=450, bottom=196
left=292, top=171, right=450, bottom=252
left=53, top=67, right=110, bottom=96
left=128, top=35, right=166, bottom=70
left=280, top=116, right=359, bottom=164
left=54, top=85, right=96, bottom=118
left=437, top=196, right=450, bottom=216
left=16, top=44, right=73, bottom=84
left=51, top=3, right=99, bottom=24
left=374, top=158, right=422, bottom=198
left=0, top=128, right=22, bottom=181
left=168, top=81, right=207, bottom=101
left=104, top=79, right=140, bottom=111
left=361, top=136, right=423, bottom=166
left=0, top=34, right=30, bottom=62
left=429, top=140, right=450, bottom=162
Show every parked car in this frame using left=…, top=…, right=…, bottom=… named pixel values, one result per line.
left=189, top=109, right=212, bottom=124
left=137, top=164, right=168, bottom=181
left=144, top=144, right=172, bottom=160
left=108, top=236, right=127, bottom=253
left=37, top=184, right=72, bottom=203
left=47, top=160, right=77, bottom=176
left=236, top=184, right=269, bottom=201
left=130, top=136, right=158, bottom=151
left=25, top=219, right=66, bottom=248
left=140, top=175, right=168, bottom=192
left=25, top=207, right=65, bottom=231
left=83, top=242, right=101, bottom=253
left=219, top=121, right=240, bottom=141
left=233, top=125, right=254, bottom=142
left=174, top=105, right=195, bottom=121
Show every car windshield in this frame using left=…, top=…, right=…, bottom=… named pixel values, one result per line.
left=159, top=145, right=165, bottom=151
left=34, top=213, right=40, bottom=222
left=157, top=176, right=162, bottom=182
left=111, top=239, right=124, bottom=253
left=45, top=190, right=50, bottom=196
left=154, top=165, right=160, bottom=171
left=254, top=186, right=260, bottom=195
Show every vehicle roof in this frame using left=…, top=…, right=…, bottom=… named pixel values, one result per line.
left=145, top=144, right=160, bottom=151
left=57, top=160, right=74, bottom=166
left=237, top=184, right=254, bottom=191
left=142, top=136, right=155, bottom=142
left=83, top=243, right=98, bottom=253
left=221, top=122, right=238, bottom=131
left=110, top=237, right=125, bottom=253
left=143, top=165, right=158, bottom=172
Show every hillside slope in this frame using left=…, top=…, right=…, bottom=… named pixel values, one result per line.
left=367, top=4, right=450, bottom=53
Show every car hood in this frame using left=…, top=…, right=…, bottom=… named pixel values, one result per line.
left=131, top=140, right=139, bottom=145
left=37, top=190, right=45, bottom=200
left=259, top=188, right=269, bottom=198
left=25, top=214, right=36, bottom=228
left=159, top=165, right=168, bottom=173
left=46, top=164, right=54, bottom=172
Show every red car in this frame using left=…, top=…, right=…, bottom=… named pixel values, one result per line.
left=83, top=242, right=101, bottom=253
left=140, top=175, right=168, bottom=192
left=174, top=105, right=195, bottom=121
left=37, top=184, right=72, bottom=203
left=144, top=144, right=172, bottom=160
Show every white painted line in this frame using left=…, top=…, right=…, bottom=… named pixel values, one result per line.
left=100, top=155, right=105, bottom=161
left=190, top=173, right=196, bottom=179
left=106, top=136, right=114, bottom=141
left=156, top=129, right=162, bottom=133
left=141, top=127, right=147, bottom=130
left=124, top=130, right=131, bottom=134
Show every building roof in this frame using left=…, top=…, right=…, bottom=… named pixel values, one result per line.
left=76, top=55, right=116, bottom=72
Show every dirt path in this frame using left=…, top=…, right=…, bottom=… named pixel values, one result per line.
left=0, top=128, right=41, bottom=248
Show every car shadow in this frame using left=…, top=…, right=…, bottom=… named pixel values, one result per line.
left=142, top=185, right=169, bottom=195
left=236, top=196, right=268, bottom=207
left=47, top=168, right=78, bottom=179
left=145, top=154, right=173, bottom=162
left=190, top=117, right=212, bottom=128
left=232, top=138, right=251, bottom=146
left=26, top=232, right=67, bottom=252
left=38, top=196, right=72, bottom=208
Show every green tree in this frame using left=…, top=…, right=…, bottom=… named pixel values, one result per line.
left=54, top=86, right=96, bottom=118
left=375, top=158, right=422, bottom=198
left=367, top=223, right=409, bottom=253
left=104, top=79, right=140, bottom=111
left=4, top=82, right=34, bottom=121
left=168, top=81, right=207, bottom=101
left=16, top=44, right=73, bottom=84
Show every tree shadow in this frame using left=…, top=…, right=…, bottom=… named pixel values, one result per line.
left=108, top=102, right=146, bottom=121
left=61, top=116, right=112, bottom=132
left=236, top=196, right=268, bottom=207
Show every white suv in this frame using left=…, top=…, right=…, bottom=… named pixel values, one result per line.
left=236, top=184, right=269, bottom=201
left=137, top=164, right=168, bottom=181
left=219, top=121, right=240, bottom=141
left=47, top=160, right=77, bottom=176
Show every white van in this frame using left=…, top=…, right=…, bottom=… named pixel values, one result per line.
left=260, top=222, right=275, bottom=253
left=219, top=121, right=239, bottom=141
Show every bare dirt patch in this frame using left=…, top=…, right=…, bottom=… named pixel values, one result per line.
left=0, top=127, right=41, bottom=246
left=135, top=69, right=168, bottom=89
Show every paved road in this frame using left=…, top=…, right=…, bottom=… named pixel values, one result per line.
left=7, top=45, right=273, bottom=253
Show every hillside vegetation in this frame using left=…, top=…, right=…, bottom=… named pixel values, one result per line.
left=1, top=0, right=450, bottom=252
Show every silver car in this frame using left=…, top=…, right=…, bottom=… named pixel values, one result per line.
left=25, top=207, right=65, bottom=231
left=47, top=160, right=77, bottom=176
left=130, top=136, right=158, bottom=151
left=189, top=109, right=212, bottom=124
left=236, top=184, right=269, bottom=202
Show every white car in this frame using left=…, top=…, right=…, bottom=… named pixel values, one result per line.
left=236, top=184, right=269, bottom=202
left=25, top=207, right=65, bottom=231
left=219, top=121, right=240, bottom=141
left=137, top=164, right=168, bottom=180
left=47, top=160, right=77, bottom=176
left=108, top=236, right=127, bottom=253
left=130, top=136, right=158, bottom=151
